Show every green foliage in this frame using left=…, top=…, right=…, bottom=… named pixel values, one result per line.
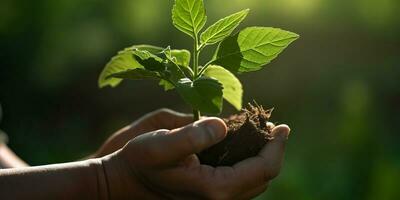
left=176, top=77, right=223, bottom=114
left=212, top=27, right=300, bottom=73
left=169, top=49, right=191, bottom=67
left=204, top=65, right=243, bottom=110
left=109, top=68, right=160, bottom=80
left=99, top=0, right=298, bottom=116
left=98, top=45, right=164, bottom=88
left=200, top=9, right=249, bottom=46
left=172, top=0, right=207, bottom=39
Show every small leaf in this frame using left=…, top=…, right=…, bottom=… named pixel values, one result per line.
left=176, top=77, right=223, bottom=114
left=204, top=65, right=243, bottom=110
left=212, top=27, right=299, bottom=73
left=159, top=79, right=175, bottom=91
left=170, top=49, right=191, bottom=67
left=200, top=9, right=249, bottom=46
left=109, top=68, right=160, bottom=80
left=172, top=0, right=207, bottom=38
left=158, top=61, right=186, bottom=91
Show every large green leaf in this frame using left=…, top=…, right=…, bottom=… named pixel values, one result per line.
left=204, top=65, right=243, bottom=110
left=176, top=77, right=223, bottom=114
left=212, top=27, right=299, bottom=73
left=172, top=0, right=207, bottom=38
left=200, top=9, right=249, bottom=46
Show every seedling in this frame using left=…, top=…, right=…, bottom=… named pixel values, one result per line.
left=99, top=0, right=299, bottom=166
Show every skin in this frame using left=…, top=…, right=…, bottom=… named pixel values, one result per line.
left=0, top=143, right=28, bottom=168
left=0, top=109, right=290, bottom=200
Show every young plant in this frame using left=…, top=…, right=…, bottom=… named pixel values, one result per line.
left=98, top=0, right=299, bottom=122
left=99, top=0, right=299, bottom=166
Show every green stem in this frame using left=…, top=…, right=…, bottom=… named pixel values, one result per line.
left=191, top=35, right=202, bottom=121
left=193, top=109, right=200, bottom=121
left=193, top=36, right=199, bottom=79
left=198, top=59, right=214, bottom=75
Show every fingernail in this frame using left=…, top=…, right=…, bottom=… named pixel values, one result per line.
left=195, top=118, right=227, bottom=142
left=272, top=125, right=290, bottom=140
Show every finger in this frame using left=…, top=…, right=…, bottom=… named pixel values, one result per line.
left=132, top=118, right=227, bottom=166
left=229, top=125, right=290, bottom=191
left=179, top=154, right=200, bottom=168
left=266, top=122, right=275, bottom=130
left=259, top=125, right=290, bottom=180
left=140, top=108, right=194, bottom=130
left=237, top=182, right=269, bottom=200
left=126, top=109, right=193, bottom=139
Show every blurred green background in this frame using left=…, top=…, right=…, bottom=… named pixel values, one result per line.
left=1, top=0, right=399, bottom=199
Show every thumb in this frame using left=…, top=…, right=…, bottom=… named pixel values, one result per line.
left=136, top=117, right=227, bottom=165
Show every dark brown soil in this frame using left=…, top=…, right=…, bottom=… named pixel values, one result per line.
left=198, top=103, right=274, bottom=166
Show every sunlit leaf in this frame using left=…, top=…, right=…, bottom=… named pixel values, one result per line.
left=98, top=49, right=141, bottom=88
left=172, top=0, right=207, bottom=38
left=204, top=65, right=243, bottom=110
left=200, top=9, right=249, bottom=46
left=212, top=27, right=299, bottom=73
left=170, top=49, right=191, bottom=67
left=99, top=45, right=188, bottom=88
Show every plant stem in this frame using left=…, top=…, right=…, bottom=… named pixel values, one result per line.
left=193, top=36, right=199, bottom=79
left=198, top=59, right=214, bottom=75
left=191, top=34, right=202, bottom=121
left=193, top=109, right=200, bottom=121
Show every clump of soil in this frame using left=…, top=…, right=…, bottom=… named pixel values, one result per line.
left=198, top=102, right=274, bottom=167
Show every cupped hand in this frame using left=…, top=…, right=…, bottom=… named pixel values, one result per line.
left=94, top=109, right=193, bottom=157
left=101, top=117, right=290, bottom=199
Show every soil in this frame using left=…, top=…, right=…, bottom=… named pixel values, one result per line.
left=198, top=102, right=274, bottom=167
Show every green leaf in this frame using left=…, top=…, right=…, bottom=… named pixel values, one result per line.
left=129, top=44, right=164, bottom=54
left=172, top=0, right=207, bottom=38
left=176, top=77, right=223, bottom=114
left=204, top=65, right=243, bottom=110
left=158, top=61, right=186, bottom=91
left=158, top=48, right=192, bottom=91
left=133, top=50, right=165, bottom=71
left=159, top=79, right=175, bottom=91
left=108, top=68, right=160, bottom=80
left=170, top=49, right=191, bottom=67
left=212, top=27, right=299, bottom=73
left=98, top=48, right=142, bottom=88
left=200, top=9, right=249, bottom=46
left=99, top=45, right=188, bottom=88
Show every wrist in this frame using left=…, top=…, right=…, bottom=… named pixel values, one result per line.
left=100, top=150, right=157, bottom=199
left=100, top=151, right=136, bottom=199
left=89, top=158, right=110, bottom=200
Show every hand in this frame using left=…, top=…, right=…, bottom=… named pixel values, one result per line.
left=101, top=117, right=290, bottom=199
left=94, top=109, right=193, bottom=157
